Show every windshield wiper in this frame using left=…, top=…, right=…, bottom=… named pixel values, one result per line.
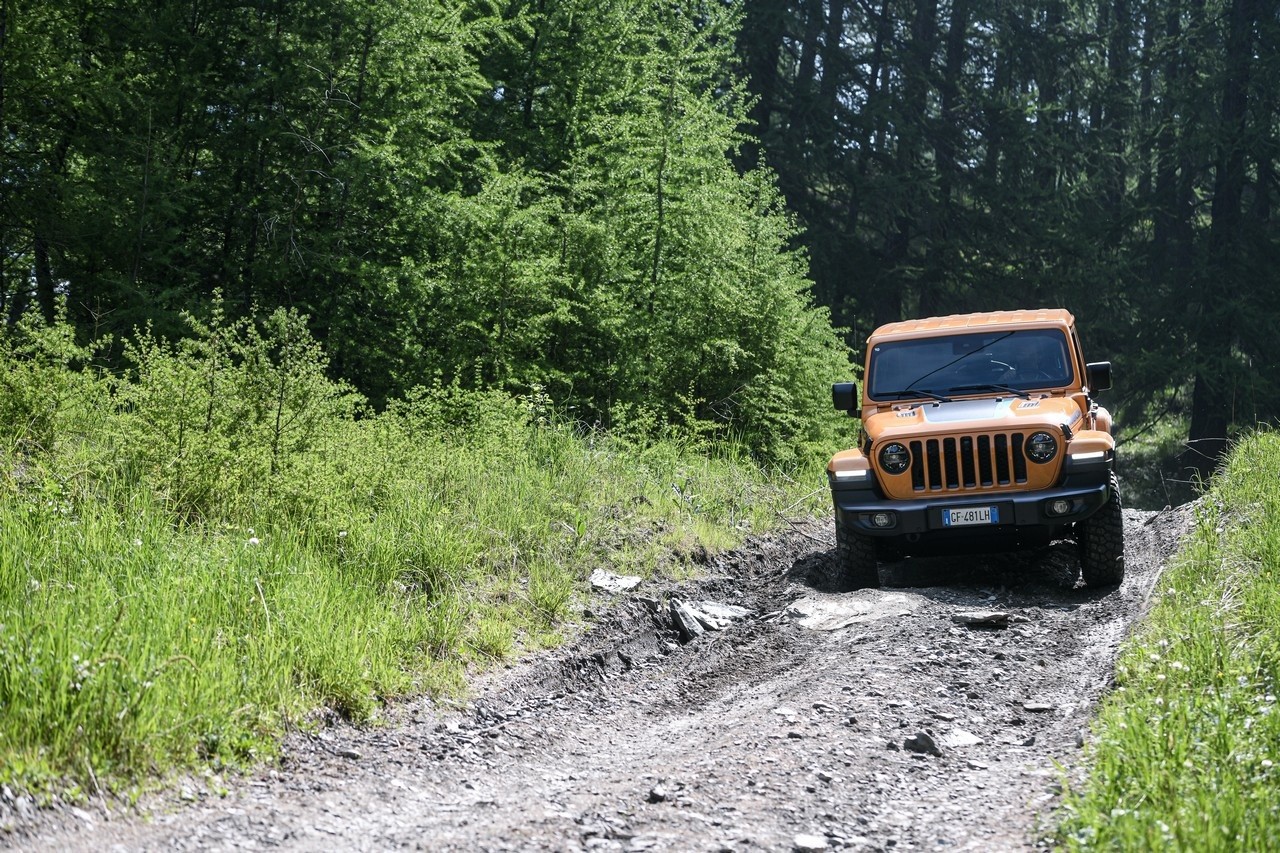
left=877, top=389, right=953, bottom=403
left=949, top=383, right=1030, bottom=399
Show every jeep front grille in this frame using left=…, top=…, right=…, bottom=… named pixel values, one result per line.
left=908, top=433, right=1029, bottom=492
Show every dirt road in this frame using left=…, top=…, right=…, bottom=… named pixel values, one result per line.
left=8, top=505, right=1193, bottom=851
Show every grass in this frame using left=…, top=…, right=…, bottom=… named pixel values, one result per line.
left=0, top=311, right=830, bottom=801
left=1058, top=430, right=1280, bottom=850
left=0, top=414, right=818, bottom=799
left=1116, top=412, right=1199, bottom=511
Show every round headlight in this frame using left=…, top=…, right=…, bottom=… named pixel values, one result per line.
left=879, top=442, right=911, bottom=474
left=1026, top=431, right=1058, bottom=463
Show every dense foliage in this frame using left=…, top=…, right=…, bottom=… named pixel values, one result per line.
left=740, top=0, right=1280, bottom=479
left=8, top=1, right=1276, bottom=473
left=0, top=307, right=811, bottom=792
left=1, top=0, right=850, bottom=464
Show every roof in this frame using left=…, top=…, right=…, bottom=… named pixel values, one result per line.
left=869, top=308, right=1075, bottom=341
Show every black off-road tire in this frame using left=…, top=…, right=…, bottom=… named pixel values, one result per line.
left=822, top=520, right=880, bottom=591
left=1078, top=472, right=1126, bottom=587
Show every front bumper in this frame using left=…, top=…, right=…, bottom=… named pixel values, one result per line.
left=831, top=477, right=1112, bottom=538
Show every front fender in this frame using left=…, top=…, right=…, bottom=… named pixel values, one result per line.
left=828, top=448, right=875, bottom=491
left=1064, top=429, right=1115, bottom=475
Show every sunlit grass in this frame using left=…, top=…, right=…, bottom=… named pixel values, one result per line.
left=1059, top=430, right=1280, bottom=850
left=0, top=308, right=830, bottom=799
left=0, top=399, right=817, bottom=798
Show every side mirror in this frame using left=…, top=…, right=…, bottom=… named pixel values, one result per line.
left=1086, top=361, right=1112, bottom=392
left=832, top=382, right=858, bottom=414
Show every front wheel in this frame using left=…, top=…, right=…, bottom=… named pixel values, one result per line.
left=1078, top=473, right=1125, bottom=587
left=827, top=520, right=880, bottom=591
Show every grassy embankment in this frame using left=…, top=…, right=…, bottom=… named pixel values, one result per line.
left=1060, top=430, right=1280, bottom=850
left=0, top=309, right=830, bottom=800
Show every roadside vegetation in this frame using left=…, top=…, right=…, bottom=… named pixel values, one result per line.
left=1060, top=430, right=1280, bottom=850
left=1116, top=412, right=1198, bottom=511
left=0, top=308, right=833, bottom=799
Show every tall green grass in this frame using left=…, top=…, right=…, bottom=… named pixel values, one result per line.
left=1059, top=430, right=1280, bottom=850
left=0, top=306, right=823, bottom=797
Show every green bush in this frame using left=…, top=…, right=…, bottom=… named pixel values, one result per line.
left=0, top=310, right=823, bottom=796
left=0, top=303, right=106, bottom=456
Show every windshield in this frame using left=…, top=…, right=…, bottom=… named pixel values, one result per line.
left=867, top=329, right=1074, bottom=401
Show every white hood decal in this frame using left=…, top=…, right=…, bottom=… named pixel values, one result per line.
left=919, top=398, right=1016, bottom=424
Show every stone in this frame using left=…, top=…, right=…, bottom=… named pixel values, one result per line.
left=952, top=611, right=1011, bottom=628
left=903, top=732, right=943, bottom=757
left=647, top=783, right=669, bottom=803
left=786, top=592, right=921, bottom=631
left=668, top=598, right=755, bottom=640
left=669, top=599, right=705, bottom=642
left=687, top=600, right=754, bottom=631
left=940, top=729, right=983, bottom=748
left=793, top=833, right=830, bottom=852
left=590, top=569, right=643, bottom=593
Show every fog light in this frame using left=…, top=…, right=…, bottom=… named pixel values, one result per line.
left=1048, top=499, right=1072, bottom=517
left=872, top=512, right=895, bottom=529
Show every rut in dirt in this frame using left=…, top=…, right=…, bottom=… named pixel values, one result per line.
left=8, top=504, right=1194, bottom=853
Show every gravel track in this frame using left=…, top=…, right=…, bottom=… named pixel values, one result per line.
left=7, top=504, right=1194, bottom=852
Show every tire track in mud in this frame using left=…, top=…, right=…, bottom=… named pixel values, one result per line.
left=9, top=505, right=1194, bottom=852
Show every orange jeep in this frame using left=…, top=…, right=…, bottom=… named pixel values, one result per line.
left=825, top=309, right=1123, bottom=589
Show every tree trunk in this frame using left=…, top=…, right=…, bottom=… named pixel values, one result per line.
left=919, top=0, right=968, bottom=318
left=33, top=231, right=56, bottom=323
left=1101, top=0, right=1133, bottom=220
left=1182, top=0, right=1258, bottom=479
left=860, top=0, right=893, bottom=174
left=738, top=0, right=786, bottom=170
left=881, top=0, right=937, bottom=328
left=794, top=0, right=824, bottom=103
left=1136, top=1, right=1156, bottom=201
left=817, top=0, right=846, bottom=122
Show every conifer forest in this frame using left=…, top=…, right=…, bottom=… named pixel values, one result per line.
left=3, top=0, right=1278, bottom=476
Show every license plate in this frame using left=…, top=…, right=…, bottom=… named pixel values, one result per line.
left=942, top=506, right=999, bottom=527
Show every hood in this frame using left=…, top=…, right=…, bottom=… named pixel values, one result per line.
left=865, top=395, right=1084, bottom=443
